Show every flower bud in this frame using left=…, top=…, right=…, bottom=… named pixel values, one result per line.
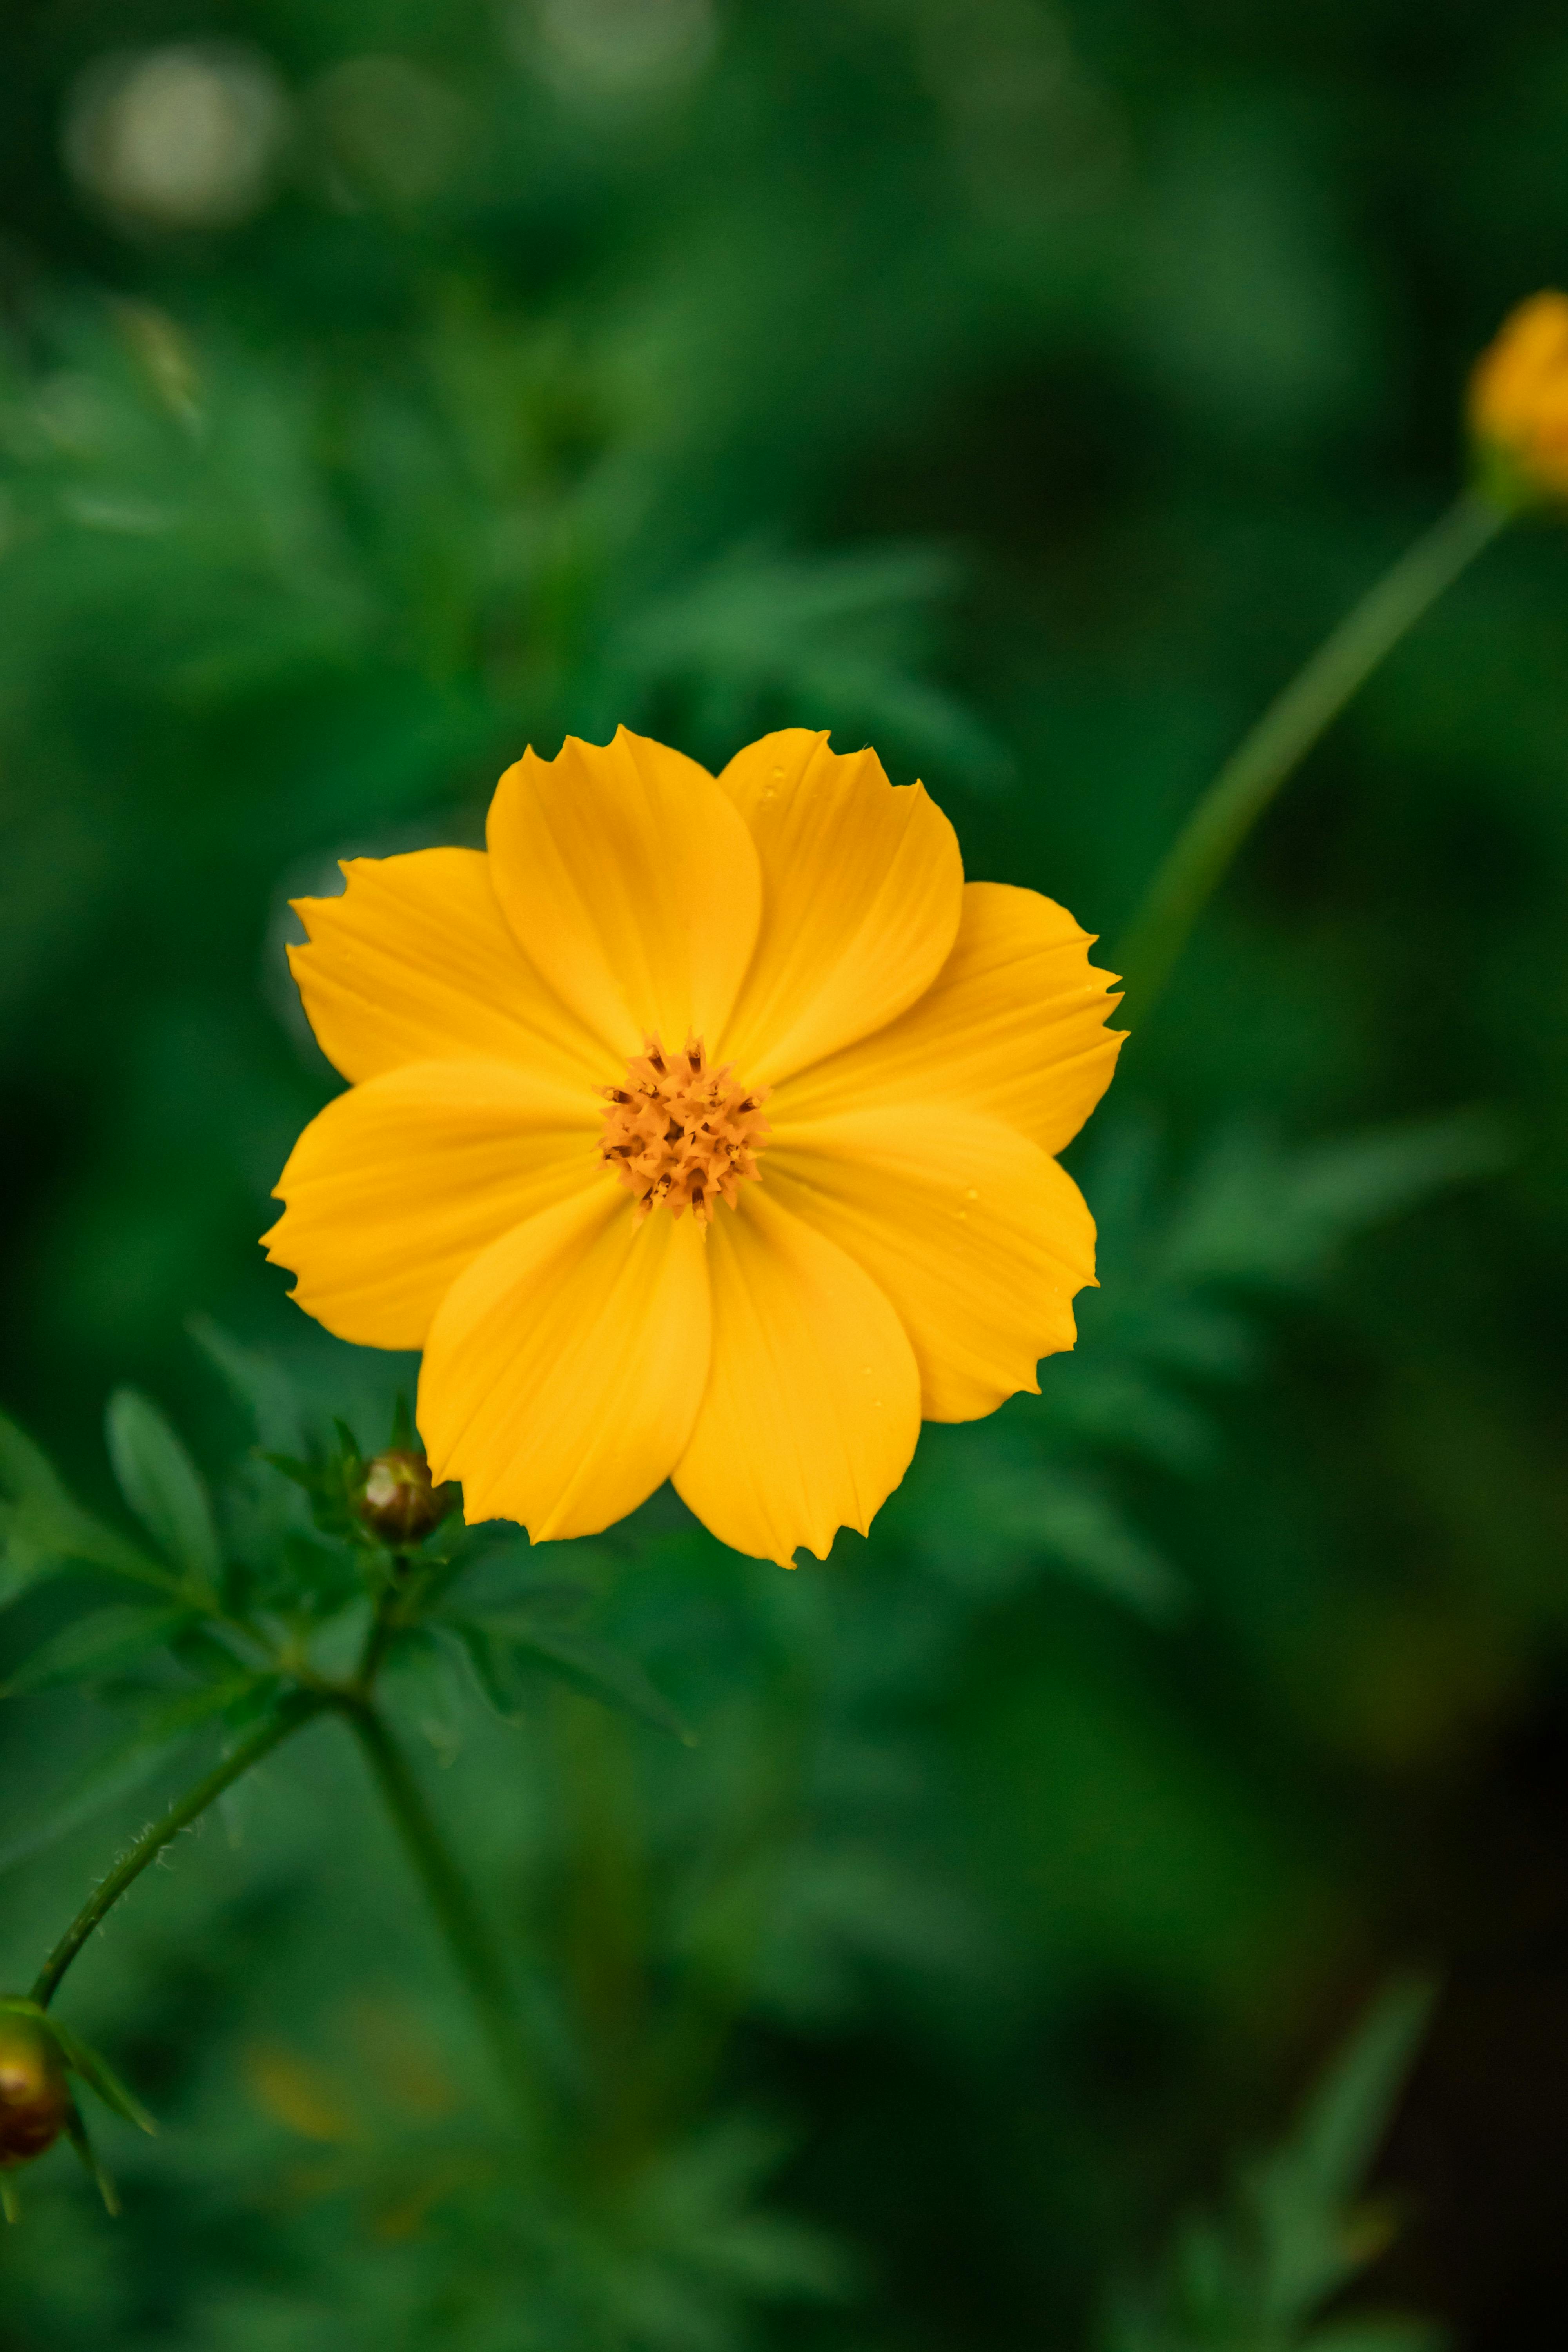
left=1468, top=290, right=1568, bottom=506
left=0, top=2009, right=71, bottom=2169
left=356, top=1449, right=455, bottom=1545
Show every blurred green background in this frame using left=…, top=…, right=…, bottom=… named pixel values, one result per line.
left=3, top=2, right=1568, bottom=2346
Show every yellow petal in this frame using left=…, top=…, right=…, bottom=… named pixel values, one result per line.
left=673, top=1187, right=920, bottom=1565
left=713, top=730, right=964, bottom=1086
left=764, top=1103, right=1096, bottom=1422
left=1470, top=290, right=1568, bottom=496
left=263, top=1060, right=599, bottom=1349
left=289, top=847, right=607, bottom=1095
left=777, top=881, right=1124, bottom=1156
left=486, top=729, right=762, bottom=1060
left=419, top=1188, right=711, bottom=1541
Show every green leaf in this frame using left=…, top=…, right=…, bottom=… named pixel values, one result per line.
left=0, top=1675, right=279, bottom=1876
left=1103, top=1979, right=1441, bottom=2352
left=599, top=541, right=1008, bottom=788
left=186, top=1312, right=305, bottom=1455
left=1245, top=1981, right=1437, bottom=2330
left=2, top=1603, right=196, bottom=1696
left=0, top=1492, right=78, bottom=1612
left=1289, top=1975, right=1437, bottom=2210
left=0, top=1407, right=175, bottom=1610
left=0, top=1413, right=69, bottom=1509
left=442, top=1612, right=695, bottom=1744
left=260, top=1427, right=373, bottom=1546
left=105, top=1388, right=223, bottom=1591
left=436, top=1618, right=521, bottom=1723
left=967, top=1464, right=1185, bottom=1620
left=381, top=1626, right=468, bottom=1763
left=51, top=2019, right=158, bottom=2136
left=1163, top=1116, right=1507, bottom=1295
left=64, top=2106, right=120, bottom=2216
left=0, top=1495, right=172, bottom=1602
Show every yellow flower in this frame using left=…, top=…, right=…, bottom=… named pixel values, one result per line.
left=263, top=730, right=1123, bottom=1565
left=1468, top=290, right=1568, bottom=504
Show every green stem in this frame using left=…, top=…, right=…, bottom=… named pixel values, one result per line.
left=354, top=1567, right=406, bottom=1690
left=1116, top=489, right=1508, bottom=1022
left=338, top=1700, right=534, bottom=2112
left=30, top=1697, right=325, bottom=2008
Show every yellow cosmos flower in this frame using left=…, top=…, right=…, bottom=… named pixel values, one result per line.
left=263, top=729, right=1123, bottom=1565
left=1468, top=290, right=1568, bottom=504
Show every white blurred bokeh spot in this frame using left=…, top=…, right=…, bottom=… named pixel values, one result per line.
left=64, top=42, right=290, bottom=232
left=514, top=0, right=717, bottom=102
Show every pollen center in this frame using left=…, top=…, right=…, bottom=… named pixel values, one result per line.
left=600, top=1036, right=771, bottom=1225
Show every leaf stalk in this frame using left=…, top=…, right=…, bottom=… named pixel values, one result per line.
left=1116, top=489, right=1508, bottom=1022
left=334, top=1695, right=535, bottom=2116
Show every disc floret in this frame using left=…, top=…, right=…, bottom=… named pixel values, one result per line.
left=600, top=1037, right=771, bottom=1224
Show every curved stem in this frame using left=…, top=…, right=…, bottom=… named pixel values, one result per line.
left=1116, top=490, right=1507, bottom=1023
left=30, top=1697, right=325, bottom=2008
left=338, top=1700, right=534, bottom=2114
left=29, top=1583, right=533, bottom=2125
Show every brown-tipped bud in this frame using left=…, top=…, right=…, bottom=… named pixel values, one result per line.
left=356, top=1450, right=455, bottom=1545
left=0, top=2010, right=71, bottom=2169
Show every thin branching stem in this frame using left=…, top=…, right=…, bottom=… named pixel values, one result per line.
left=29, top=1597, right=536, bottom=2129
left=336, top=1697, right=535, bottom=2116
left=1116, top=489, right=1508, bottom=1024
left=30, top=1695, right=328, bottom=2008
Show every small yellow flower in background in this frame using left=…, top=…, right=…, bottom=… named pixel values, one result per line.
left=1468, top=290, right=1568, bottom=505
left=263, top=730, right=1123, bottom=1565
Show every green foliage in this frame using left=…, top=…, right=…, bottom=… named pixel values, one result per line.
left=0, top=1378, right=830, bottom=2335
left=439, top=1606, right=697, bottom=1746
left=2, top=1377, right=691, bottom=1771
left=104, top=1389, right=222, bottom=1597
left=43, top=2015, right=157, bottom=2144
left=891, top=1110, right=1501, bottom=1621
left=263, top=1417, right=381, bottom=1546
left=2, top=1606, right=197, bottom=1700
left=0, top=1414, right=173, bottom=1610
left=1102, top=1982, right=1441, bottom=2352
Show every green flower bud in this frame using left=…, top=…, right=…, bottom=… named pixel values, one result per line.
left=356, top=1449, right=455, bottom=1545
left=0, top=2009, right=71, bottom=2169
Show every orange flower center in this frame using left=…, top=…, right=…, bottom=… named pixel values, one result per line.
left=600, top=1036, right=771, bottom=1225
